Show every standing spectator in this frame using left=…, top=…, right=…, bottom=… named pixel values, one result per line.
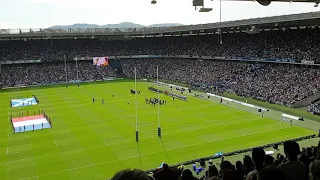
left=243, top=155, right=254, bottom=179
left=235, top=161, right=244, bottom=179
left=205, top=164, right=218, bottom=179
left=246, top=148, right=265, bottom=180
left=279, top=141, right=308, bottom=180
left=219, top=160, right=233, bottom=180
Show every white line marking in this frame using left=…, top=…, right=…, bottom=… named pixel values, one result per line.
left=54, top=140, right=57, bottom=146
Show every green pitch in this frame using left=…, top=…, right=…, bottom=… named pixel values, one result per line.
left=0, top=80, right=315, bottom=180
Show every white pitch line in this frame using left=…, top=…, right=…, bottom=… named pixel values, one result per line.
left=54, top=140, right=57, bottom=146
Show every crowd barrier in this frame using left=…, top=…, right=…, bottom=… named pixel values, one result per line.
left=145, top=134, right=317, bottom=173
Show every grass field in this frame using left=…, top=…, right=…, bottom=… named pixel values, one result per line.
left=0, top=80, right=316, bottom=180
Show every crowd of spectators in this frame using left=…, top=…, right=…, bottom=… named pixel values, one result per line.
left=121, top=59, right=320, bottom=107
left=110, top=140, right=320, bottom=180
left=307, top=100, right=320, bottom=116
left=0, top=61, right=117, bottom=87
left=0, top=28, right=320, bottom=62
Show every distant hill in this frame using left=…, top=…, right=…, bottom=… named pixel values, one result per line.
left=49, top=22, right=183, bottom=29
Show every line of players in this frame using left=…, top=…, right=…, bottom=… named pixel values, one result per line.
left=145, top=97, right=167, bottom=107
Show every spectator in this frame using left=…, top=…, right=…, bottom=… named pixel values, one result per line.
left=317, top=140, right=320, bottom=160
left=309, top=160, right=320, bottom=180
left=279, top=141, right=308, bottom=180
left=243, top=155, right=254, bottom=178
left=234, top=161, right=244, bottom=179
left=181, top=169, right=198, bottom=180
left=246, top=148, right=265, bottom=180
left=205, top=164, right=218, bottom=179
left=111, top=169, right=153, bottom=180
left=153, top=163, right=181, bottom=180
left=264, top=155, right=274, bottom=167
left=219, top=160, right=233, bottom=180
left=299, top=153, right=311, bottom=171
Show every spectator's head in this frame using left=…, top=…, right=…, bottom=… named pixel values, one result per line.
left=264, top=155, right=274, bottom=166
left=283, top=140, right=301, bottom=161
left=162, top=163, right=169, bottom=170
left=252, top=148, right=265, bottom=171
left=309, top=160, right=320, bottom=180
left=207, top=165, right=218, bottom=178
left=220, top=160, right=232, bottom=172
left=257, top=166, right=286, bottom=180
left=111, top=169, right=153, bottom=180
left=235, top=161, right=243, bottom=170
left=181, top=169, right=195, bottom=180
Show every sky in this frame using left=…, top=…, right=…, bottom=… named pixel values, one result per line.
left=0, top=0, right=318, bottom=29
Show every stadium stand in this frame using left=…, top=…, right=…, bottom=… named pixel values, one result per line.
left=307, top=100, right=320, bottom=116
left=121, top=59, right=320, bottom=107
left=1, top=28, right=320, bottom=61
left=1, top=61, right=118, bottom=87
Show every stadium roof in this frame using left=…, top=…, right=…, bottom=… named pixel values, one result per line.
left=0, top=11, right=320, bottom=40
